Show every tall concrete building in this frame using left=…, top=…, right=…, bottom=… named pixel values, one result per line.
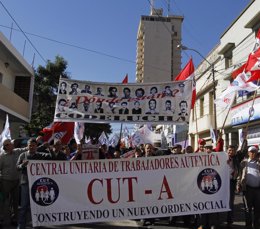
left=136, top=8, right=183, bottom=83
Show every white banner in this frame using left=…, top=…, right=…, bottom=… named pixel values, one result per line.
left=81, top=144, right=99, bottom=160
left=131, top=125, right=161, bottom=146
left=54, top=79, right=192, bottom=124
left=28, top=152, right=229, bottom=227
left=230, top=96, right=260, bottom=125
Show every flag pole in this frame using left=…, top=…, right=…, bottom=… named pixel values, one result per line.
left=193, top=102, right=199, bottom=149
left=220, top=105, right=232, bottom=133
left=184, top=102, right=198, bottom=149
left=194, top=103, right=199, bottom=136
left=117, top=123, right=123, bottom=149
left=184, top=129, right=189, bottom=149
left=119, top=74, right=128, bottom=147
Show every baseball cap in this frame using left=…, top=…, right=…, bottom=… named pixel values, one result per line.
left=248, top=146, right=258, bottom=153
left=198, top=138, right=206, bottom=146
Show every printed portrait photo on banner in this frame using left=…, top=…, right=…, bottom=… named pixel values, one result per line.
left=150, top=86, right=158, bottom=96
left=59, top=82, right=67, bottom=94
left=81, top=84, right=92, bottom=94
left=122, top=87, right=131, bottom=99
left=132, top=101, right=142, bottom=114
left=176, top=100, right=188, bottom=121
left=146, top=98, right=159, bottom=114
left=108, top=86, right=118, bottom=98
left=135, top=88, right=145, bottom=98
left=95, top=87, right=104, bottom=96
left=69, top=83, right=79, bottom=95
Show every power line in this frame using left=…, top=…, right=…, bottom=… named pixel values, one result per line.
left=0, top=1, right=47, bottom=63
left=0, top=24, right=171, bottom=74
left=0, top=1, right=253, bottom=80
left=171, top=0, right=206, bottom=50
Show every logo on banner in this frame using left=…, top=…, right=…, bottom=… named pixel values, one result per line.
left=31, top=177, right=59, bottom=206
left=197, top=168, right=221, bottom=194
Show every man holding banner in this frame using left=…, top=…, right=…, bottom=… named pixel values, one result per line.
left=16, top=138, right=52, bottom=229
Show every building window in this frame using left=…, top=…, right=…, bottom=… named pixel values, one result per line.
left=224, top=50, right=233, bottom=69
left=225, top=55, right=232, bottom=69
left=200, top=97, right=204, bottom=118
left=14, top=76, right=31, bottom=102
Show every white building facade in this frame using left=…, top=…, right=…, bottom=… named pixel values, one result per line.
left=0, top=32, right=34, bottom=137
left=189, top=0, right=260, bottom=150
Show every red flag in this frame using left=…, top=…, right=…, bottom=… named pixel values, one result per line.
left=232, top=29, right=260, bottom=81
left=231, top=63, right=246, bottom=79
left=41, top=122, right=74, bottom=144
left=241, top=29, right=260, bottom=82
left=175, top=59, right=194, bottom=81
left=246, top=70, right=260, bottom=83
left=244, top=48, right=260, bottom=82
left=175, top=58, right=196, bottom=108
left=122, top=74, right=128, bottom=84
left=245, top=48, right=260, bottom=72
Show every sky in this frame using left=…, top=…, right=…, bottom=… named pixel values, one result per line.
left=0, top=0, right=251, bottom=83
left=0, top=0, right=251, bottom=133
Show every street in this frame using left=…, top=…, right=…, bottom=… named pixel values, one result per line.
left=5, top=194, right=245, bottom=229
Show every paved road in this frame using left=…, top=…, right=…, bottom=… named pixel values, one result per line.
left=4, top=194, right=245, bottom=229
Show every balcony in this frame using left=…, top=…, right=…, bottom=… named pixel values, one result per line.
left=0, top=83, right=30, bottom=122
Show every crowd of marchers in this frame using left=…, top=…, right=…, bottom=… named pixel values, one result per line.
left=0, top=133, right=259, bottom=229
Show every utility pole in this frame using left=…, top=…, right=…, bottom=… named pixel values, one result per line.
left=177, top=44, right=218, bottom=138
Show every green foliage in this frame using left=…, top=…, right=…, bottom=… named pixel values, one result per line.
left=28, top=55, right=112, bottom=138
left=28, top=56, right=69, bottom=132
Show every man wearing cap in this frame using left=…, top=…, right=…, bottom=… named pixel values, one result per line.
left=0, top=139, right=28, bottom=227
left=195, top=139, right=206, bottom=153
left=238, top=146, right=260, bottom=229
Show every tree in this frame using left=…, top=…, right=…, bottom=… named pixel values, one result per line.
left=28, top=55, right=112, bottom=138
left=28, top=56, right=70, bottom=133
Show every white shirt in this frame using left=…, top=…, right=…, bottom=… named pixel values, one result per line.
left=246, top=159, right=260, bottom=187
